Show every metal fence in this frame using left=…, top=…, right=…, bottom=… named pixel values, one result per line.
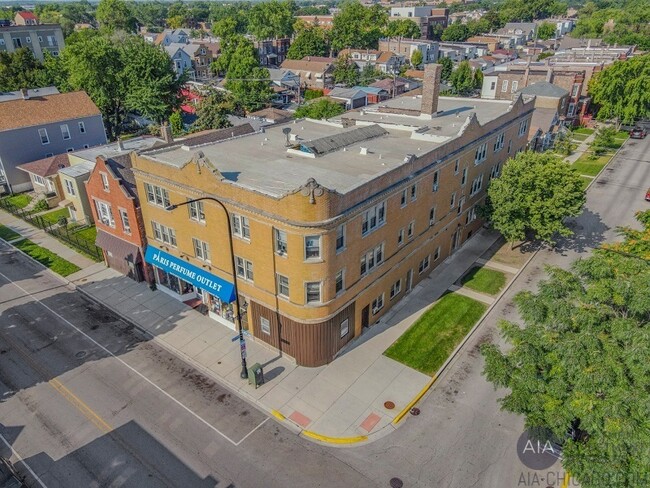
left=0, top=198, right=103, bottom=262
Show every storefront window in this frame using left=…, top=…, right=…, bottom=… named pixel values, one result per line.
left=155, top=266, right=194, bottom=296
left=203, top=292, right=235, bottom=323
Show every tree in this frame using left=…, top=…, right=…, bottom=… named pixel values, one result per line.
left=441, top=22, right=470, bottom=42
left=332, top=55, right=359, bottom=86
left=473, top=68, right=484, bottom=89
left=295, top=98, right=345, bottom=119
left=359, top=62, right=381, bottom=86
left=607, top=209, right=650, bottom=259
left=439, top=56, right=453, bottom=81
left=588, top=54, right=650, bottom=127
left=0, top=49, right=55, bottom=91
left=248, top=0, right=295, bottom=40
left=169, top=110, right=184, bottom=135
left=499, top=0, right=567, bottom=23
left=481, top=210, right=650, bottom=488
left=484, top=151, right=585, bottom=247
left=553, top=129, right=574, bottom=156
left=192, top=89, right=234, bottom=131
left=450, top=60, right=475, bottom=95
left=537, top=21, right=557, bottom=40
left=430, top=23, right=444, bottom=41
left=330, top=0, right=387, bottom=51
left=96, top=0, right=136, bottom=33
left=286, top=26, right=328, bottom=60
left=385, top=19, right=421, bottom=39
left=590, top=126, right=618, bottom=156
left=411, top=50, right=423, bottom=68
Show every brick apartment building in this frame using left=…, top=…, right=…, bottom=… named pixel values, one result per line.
left=131, top=64, right=534, bottom=366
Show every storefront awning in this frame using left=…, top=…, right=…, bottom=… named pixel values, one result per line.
left=144, top=246, right=236, bottom=303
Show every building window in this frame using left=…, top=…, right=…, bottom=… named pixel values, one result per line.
left=432, top=170, right=439, bottom=192
left=78, top=122, right=86, bottom=133
left=335, top=269, right=344, bottom=294
left=507, top=139, right=512, bottom=154
left=511, top=80, right=519, bottom=93
left=454, top=159, right=459, bottom=174
left=434, top=246, right=441, bottom=260
left=235, top=256, right=254, bottom=281
left=188, top=200, right=205, bottom=222
left=457, top=196, right=465, bottom=215
left=450, top=192, right=456, bottom=208
left=470, top=174, right=484, bottom=196
left=474, top=143, right=487, bottom=164
left=360, top=242, right=384, bottom=276
left=152, top=221, right=176, bottom=246
left=33, top=174, right=45, bottom=186
left=64, top=179, right=75, bottom=196
left=66, top=148, right=74, bottom=153
left=277, top=274, right=290, bottom=297
left=397, top=228, right=404, bottom=246
left=260, top=317, right=271, bottom=335
left=305, top=282, right=321, bottom=303
left=38, top=128, right=49, bottom=145
left=400, top=189, right=407, bottom=207
left=119, top=208, right=131, bottom=233
left=340, top=318, right=349, bottom=338
left=429, top=207, right=436, bottom=226
left=461, top=167, right=468, bottom=186
left=407, top=221, right=415, bottom=239
left=100, top=172, right=110, bottom=191
left=95, top=200, right=115, bottom=228
left=490, top=81, right=496, bottom=90
left=192, top=237, right=210, bottom=261
left=335, top=224, right=345, bottom=253
left=418, top=255, right=430, bottom=274
left=371, top=293, right=384, bottom=314
left=232, top=214, right=250, bottom=240
left=410, top=184, right=417, bottom=201
left=390, top=279, right=401, bottom=299
left=494, top=132, right=505, bottom=152
left=361, top=201, right=386, bottom=236
left=489, top=163, right=501, bottom=180
left=501, top=80, right=508, bottom=92
left=466, top=206, right=477, bottom=224
left=272, top=228, right=288, bottom=255
left=60, top=124, right=70, bottom=140
left=571, top=84, right=580, bottom=97
left=304, top=235, right=320, bottom=259
left=567, top=103, right=576, bottom=116
left=518, top=119, right=529, bottom=137
left=144, top=183, right=172, bottom=208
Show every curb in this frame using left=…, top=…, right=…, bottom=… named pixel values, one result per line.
left=301, top=431, right=368, bottom=445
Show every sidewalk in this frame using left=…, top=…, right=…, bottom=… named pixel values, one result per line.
left=1, top=208, right=505, bottom=444
left=564, top=131, right=597, bottom=164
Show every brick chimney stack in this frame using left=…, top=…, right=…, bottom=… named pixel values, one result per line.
left=420, top=63, right=442, bottom=118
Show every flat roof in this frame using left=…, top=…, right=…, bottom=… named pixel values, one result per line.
left=71, top=136, right=164, bottom=162
left=59, top=161, right=95, bottom=178
left=141, top=95, right=518, bottom=198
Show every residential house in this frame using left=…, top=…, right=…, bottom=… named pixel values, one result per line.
left=369, top=77, right=420, bottom=97
left=16, top=154, right=69, bottom=208
left=0, top=23, right=65, bottom=60
left=131, top=63, right=534, bottom=366
left=338, top=49, right=405, bottom=74
left=165, top=43, right=194, bottom=79
left=518, top=82, right=570, bottom=150
left=154, top=29, right=190, bottom=46
left=14, top=11, right=38, bottom=26
left=0, top=90, right=106, bottom=194
left=280, top=57, right=336, bottom=89
left=496, top=23, right=538, bottom=45
left=255, top=38, right=291, bottom=67
left=379, top=38, right=439, bottom=64
left=247, top=108, right=293, bottom=125
left=439, top=42, right=484, bottom=60
left=355, top=86, right=390, bottom=104
left=389, top=7, right=448, bottom=39
left=295, top=15, right=334, bottom=30
left=179, top=43, right=214, bottom=81
left=326, top=87, right=368, bottom=109
left=466, top=36, right=502, bottom=53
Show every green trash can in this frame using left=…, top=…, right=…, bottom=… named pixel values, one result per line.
left=248, top=363, right=264, bottom=388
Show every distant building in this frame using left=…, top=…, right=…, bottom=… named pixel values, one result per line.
left=389, top=7, right=448, bottom=39
left=0, top=90, right=106, bottom=194
left=280, top=57, right=336, bottom=89
left=254, top=38, right=291, bottom=67
left=0, top=23, right=65, bottom=60
left=338, top=48, right=406, bottom=74
left=164, top=43, right=194, bottom=79
left=379, top=38, right=439, bottom=64
left=154, top=29, right=190, bottom=46
left=16, top=154, right=69, bottom=208
left=14, top=11, right=38, bottom=26
left=295, top=15, right=335, bottom=30
left=496, top=23, right=538, bottom=44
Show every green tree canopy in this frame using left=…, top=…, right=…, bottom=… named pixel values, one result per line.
left=441, top=22, right=471, bottom=42
left=330, top=0, right=387, bottom=51
left=482, top=210, right=650, bottom=488
left=537, top=21, right=557, bottom=40
left=0, top=49, right=55, bottom=91
left=132, top=2, right=169, bottom=31
left=439, top=56, right=454, bottom=81
left=286, top=26, right=328, bottom=60
left=473, top=68, right=484, bottom=89
left=192, top=89, right=236, bottom=131
left=294, top=98, right=345, bottom=119
left=248, top=0, right=295, bottom=40
left=411, top=50, right=423, bottom=68
left=499, top=0, right=567, bottom=23
left=484, top=151, right=586, bottom=246
left=385, top=19, right=421, bottom=39
left=359, top=62, right=381, bottom=86
left=450, top=60, right=475, bottom=95
left=332, top=55, right=359, bottom=86
left=588, top=54, right=650, bottom=127
left=96, top=0, right=136, bottom=33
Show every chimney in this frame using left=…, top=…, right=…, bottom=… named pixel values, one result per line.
left=161, top=122, right=173, bottom=144
left=117, top=137, right=124, bottom=151
left=420, top=63, right=442, bottom=118
left=21, top=88, right=29, bottom=100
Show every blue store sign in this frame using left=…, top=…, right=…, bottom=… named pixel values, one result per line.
left=145, top=246, right=236, bottom=303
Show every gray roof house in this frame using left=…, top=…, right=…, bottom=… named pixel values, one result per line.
left=0, top=90, right=107, bottom=194
left=0, top=23, right=65, bottom=61
left=165, top=43, right=194, bottom=79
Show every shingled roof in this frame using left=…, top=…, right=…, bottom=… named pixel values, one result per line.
left=17, top=153, right=69, bottom=177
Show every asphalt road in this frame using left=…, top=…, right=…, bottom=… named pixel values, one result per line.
left=1, top=136, right=647, bottom=488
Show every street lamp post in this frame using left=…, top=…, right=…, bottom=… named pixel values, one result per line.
left=166, top=197, right=249, bottom=379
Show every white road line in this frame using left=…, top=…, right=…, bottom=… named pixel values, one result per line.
left=0, top=432, right=48, bottom=488
left=0, top=270, right=266, bottom=447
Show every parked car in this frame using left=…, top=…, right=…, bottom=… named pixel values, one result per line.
left=630, top=127, right=647, bottom=139
left=646, top=188, right=650, bottom=201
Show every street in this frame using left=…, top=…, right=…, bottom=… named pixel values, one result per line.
left=0, top=135, right=648, bottom=488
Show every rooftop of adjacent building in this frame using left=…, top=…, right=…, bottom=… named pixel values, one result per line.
left=70, top=136, right=165, bottom=163
left=0, top=86, right=59, bottom=103
left=140, top=94, right=519, bottom=198
left=58, top=160, right=95, bottom=178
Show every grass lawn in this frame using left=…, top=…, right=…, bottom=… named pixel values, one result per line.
left=460, top=266, right=507, bottom=295
left=572, top=153, right=612, bottom=176
left=571, top=133, right=589, bottom=142
left=70, top=225, right=97, bottom=246
left=574, top=127, right=595, bottom=135
left=614, top=131, right=629, bottom=139
left=0, top=225, right=21, bottom=241
left=580, top=176, right=593, bottom=190
left=1, top=193, right=32, bottom=209
left=39, top=208, right=69, bottom=225
left=384, top=293, right=487, bottom=375
left=13, top=238, right=81, bottom=276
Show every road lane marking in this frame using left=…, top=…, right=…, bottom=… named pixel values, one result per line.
left=48, top=379, right=113, bottom=434
left=0, top=270, right=266, bottom=447
left=0, top=433, right=48, bottom=488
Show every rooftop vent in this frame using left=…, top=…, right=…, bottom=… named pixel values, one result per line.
left=360, top=147, right=368, bottom=155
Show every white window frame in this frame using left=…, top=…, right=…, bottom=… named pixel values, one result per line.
left=100, top=172, right=110, bottom=192
left=151, top=221, right=176, bottom=246
left=235, top=256, right=254, bottom=281
left=78, top=121, right=86, bottom=133
left=450, top=192, right=456, bottom=208
left=277, top=274, right=290, bottom=298
left=60, top=124, right=70, bottom=140
left=361, top=201, right=386, bottom=236
left=518, top=119, right=529, bottom=137
left=410, top=184, right=417, bottom=201
left=119, top=208, right=131, bottom=233
left=434, top=246, right=441, bottom=260
left=188, top=200, right=205, bottom=222
left=501, top=80, right=508, bottom=92
left=232, top=214, right=250, bottom=240
left=474, top=143, right=487, bottom=164
left=64, top=179, right=75, bottom=196
left=461, top=167, right=468, bottom=186
left=429, top=207, right=436, bottom=226
left=418, top=255, right=430, bottom=274
left=260, top=317, right=271, bottom=335
left=567, top=103, right=576, bottom=117
left=432, top=170, right=439, bottom=192
left=371, top=293, right=385, bottom=314
left=470, top=174, right=484, bottom=197
left=305, top=281, right=321, bottom=304
left=397, top=228, right=404, bottom=246
left=400, top=189, right=407, bottom=207
left=38, top=128, right=49, bottom=145
left=335, top=269, right=345, bottom=295
left=192, top=237, right=210, bottom=261
left=494, top=132, right=505, bottom=152
left=407, top=220, right=415, bottom=240
left=511, top=80, right=519, bottom=93
left=335, top=224, right=346, bottom=253
left=304, top=235, right=321, bottom=260
left=340, top=318, right=349, bottom=338
left=360, top=242, right=384, bottom=276
left=390, top=279, right=402, bottom=299
left=454, top=159, right=459, bottom=175
left=95, top=200, right=115, bottom=228
left=275, top=228, right=288, bottom=255
left=33, top=174, right=46, bottom=186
